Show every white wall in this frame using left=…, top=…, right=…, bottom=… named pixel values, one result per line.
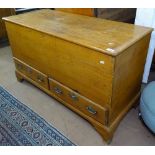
left=135, top=8, right=155, bottom=83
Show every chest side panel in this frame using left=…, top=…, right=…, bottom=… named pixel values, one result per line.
left=110, top=33, right=151, bottom=125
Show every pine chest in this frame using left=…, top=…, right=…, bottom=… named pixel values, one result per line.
left=3, top=9, right=152, bottom=143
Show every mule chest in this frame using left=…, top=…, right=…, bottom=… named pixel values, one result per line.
left=3, top=9, right=152, bottom=143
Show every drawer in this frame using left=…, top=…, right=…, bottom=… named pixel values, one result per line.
left=14, top=58, right=25, bottom=74
left=14, top=58, right=49, bottom=89
left=49, top=78, right=109, bottom=125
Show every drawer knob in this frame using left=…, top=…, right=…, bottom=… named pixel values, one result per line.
left=69, top=93, right=78, bottom=101
left=86, top=106, right=97, bottom=115
left=37, top=76, right=44, bottom=83
left=54, top=87, right=63, bottom=94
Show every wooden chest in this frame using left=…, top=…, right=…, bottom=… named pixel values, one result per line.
left=3, top=9, right=152, bottom=143
left=0, top=8, right=15, bottom=42
left=56, top=8, right=136, bottom=23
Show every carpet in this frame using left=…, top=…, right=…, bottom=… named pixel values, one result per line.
left=0, top=86, right=75, bottom=146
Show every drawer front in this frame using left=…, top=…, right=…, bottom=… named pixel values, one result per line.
left=49, top=78, right=108, bottom=125
left=14, top=58, right=25, bottom=74
left=14, top=58, right=49, bottom=89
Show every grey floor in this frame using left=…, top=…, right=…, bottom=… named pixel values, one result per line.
left=0, top=46, right=155, bottom=146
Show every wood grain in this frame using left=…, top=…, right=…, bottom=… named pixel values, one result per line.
left=5, top=22, right=114, bottom=107
left=0, top=8, right=15, bottom=40
left=3, top=9, right=152, bottom=56
left=15, top=70, right=113, bottom=143
left=55, top=8, right=94, bottom=16
left=56, top=8, right=136, bottom=23
left=109, top=33, right=151, bottom=124
left=14, top=58, right=49, bottom=89
left=49, top=78, right=108, bottom=125
left=3, top=9, right=152, bottom=143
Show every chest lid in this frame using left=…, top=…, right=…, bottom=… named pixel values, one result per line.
left=3, top=9, right=153, bottom=56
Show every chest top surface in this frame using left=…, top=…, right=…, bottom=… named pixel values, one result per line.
left=3, top=9, right=152, bottom=56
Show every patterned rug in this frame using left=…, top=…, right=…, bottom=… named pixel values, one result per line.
left=0, top=86, right=75, bottom=146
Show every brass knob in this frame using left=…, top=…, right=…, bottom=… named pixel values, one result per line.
left=54, top=87, right=63, bottom=94
left=69, top=93, right=78, bottom=101
left=37, top=76, right=44, bottom=83
left=86, top=106, right=97, bottom=115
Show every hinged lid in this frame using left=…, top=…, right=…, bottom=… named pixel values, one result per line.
left=3, top=9, right=153, bottom=56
